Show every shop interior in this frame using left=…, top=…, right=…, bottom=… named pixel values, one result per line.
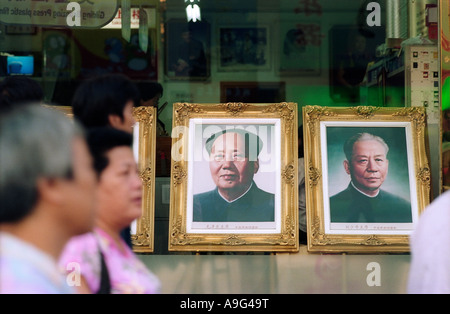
left=0, top=0, right=445, bottom=293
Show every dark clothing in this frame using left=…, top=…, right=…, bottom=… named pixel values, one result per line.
left=193, top=183, right=275, bottom=222
left=120, top=226, right=133, bottom=248
left=329, top=183, right=412, bottom=223
left=174, top=39, right=207, bottom=77
left=338, top=52, right=368, bottom=102
left=340, top=53, right=367, bottom=86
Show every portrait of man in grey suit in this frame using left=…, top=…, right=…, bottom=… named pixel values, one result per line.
left=329, top=132, right=412, bottom=223
left=193, top=129, right=275, bottom=222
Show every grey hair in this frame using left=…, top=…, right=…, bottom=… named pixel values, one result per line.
left=343, top=132, right=389, bottom=162
left=0, top=104, right=85, bottom=223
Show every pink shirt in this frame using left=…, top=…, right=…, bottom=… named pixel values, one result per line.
left=59, top=228, right=160, bottom=294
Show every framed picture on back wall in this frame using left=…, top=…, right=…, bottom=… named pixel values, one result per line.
left=218, top=25, right=271, bottom=72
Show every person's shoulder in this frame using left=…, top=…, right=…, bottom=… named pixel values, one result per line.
left=379, top=189, right=411, bottom=206
left=408, top=191, right=450, bottom=293
left=193, top=189, right=218, bottom=207
left=59, top=232, right=98, bottom=266
left=58, top=232, right=101, bottom=293
left=380, top=190, right=411, bottom=213
left=426, top=190, right=450, bottom=213
left=1, top=255, right=74, bottom=294
left=0, top=272, right=73, bottom=294
left=254, top=185, right=274, bottom=196
left=330, top=185, right=352, bottom=201
left=410, top=191, right=450, bottom=256
left=414, top=191, right=450, bottom=236
left=194, top=189, right=216, bottom=200
left=252, top=185, right=275, bottom=200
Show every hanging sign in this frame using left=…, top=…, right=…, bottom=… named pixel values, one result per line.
left=0, top=0, right=119, bottom=28
left=121, top=0, right=131, bottom=42
left=102, top=7, right=156, bottom=29
left=138, top=8, right=149, bottom=53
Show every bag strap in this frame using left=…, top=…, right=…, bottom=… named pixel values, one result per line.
left=96, top=244, right=111, bottom=294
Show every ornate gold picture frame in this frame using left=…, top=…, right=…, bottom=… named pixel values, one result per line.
left=169, top=102, right=299, bottom=252
left=303, top=106, right=431, bottom=253
left=132, top=106, right=157, bottom=253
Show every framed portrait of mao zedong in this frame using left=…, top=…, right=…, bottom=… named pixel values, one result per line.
left=169, top=102, right=299, bottom=253
left=303, top=106, right=430, bottom=253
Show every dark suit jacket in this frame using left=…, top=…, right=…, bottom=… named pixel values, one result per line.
left=329, top=183, right=412, bottom=223
left=193, top=183, right=275, bottom=222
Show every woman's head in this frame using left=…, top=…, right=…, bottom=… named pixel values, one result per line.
left=86, top=127, right=142, bottom=230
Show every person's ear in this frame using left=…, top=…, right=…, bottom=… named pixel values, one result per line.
left=253, top=159, right=260, bottom=174
left=343, top=160, right=351, bottom=175
left=108, top=114, right=123, bottom=129
left=36, top=177, right=65, bottom=206
left=140, top=99, right=152, bottom=107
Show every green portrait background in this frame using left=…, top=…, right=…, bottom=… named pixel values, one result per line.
left=326, top=126, right=411, bottom=202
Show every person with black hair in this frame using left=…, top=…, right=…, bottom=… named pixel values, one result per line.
left=0, top=105, right=97, bottom=293
left=137, top=81, right=163, bottom=109
left=71, top=73, right=140, bottom=134
left=136, top=81, right=168, bottom=136
left=71, top=73, right=141, bottom=247
left=0, top=76, right=44, bottom=114
left=59, top=127, right=160, bottom=294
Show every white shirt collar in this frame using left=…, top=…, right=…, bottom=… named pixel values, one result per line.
left=351, top=181, right=380, bottom=198
left=218, top=182, right=253, bottom=203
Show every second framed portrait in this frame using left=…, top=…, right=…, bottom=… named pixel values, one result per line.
left=303, top=106, right=431, bottom=253
left=169, top=102, right=299, bottom=252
